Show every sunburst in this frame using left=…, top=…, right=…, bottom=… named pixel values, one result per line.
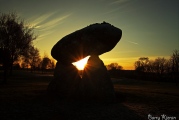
left=72, top=56, right=90, bottom=70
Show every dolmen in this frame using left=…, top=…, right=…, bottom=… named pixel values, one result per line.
left=48, top=22, right=122, bottom=103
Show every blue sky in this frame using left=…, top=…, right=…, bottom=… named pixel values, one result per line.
left=0, top=0, right=178, bottom=69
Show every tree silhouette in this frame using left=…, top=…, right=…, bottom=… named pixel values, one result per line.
left=134, top=50, right=179, bottom=83
left=0, top=12, right=37, bottom=75
left=171, top=50, right=179, bottom=85
left=134, top=57, right=149, bottom=72
left=22, top=46, right=41, bottom=72
left=171, top=50, right=179, bottom=73
left=50, top=58, right=56, bottom=69
left=153, top=57, right=167, bottom=75
left=106, top=63, right=123, bottom=70
left=41, top=57, right=51, bottom=72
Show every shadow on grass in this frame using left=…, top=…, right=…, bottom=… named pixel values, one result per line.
left=113, top=78, right=179, bottom=119
left=5, top=71, right=179, bottom=119
left=0, top=70, right=143, bottom=120
left=1, top=70, right=179, bottom=119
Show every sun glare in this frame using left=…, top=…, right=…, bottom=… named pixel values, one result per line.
left=72, top=56, right=90, bottom=70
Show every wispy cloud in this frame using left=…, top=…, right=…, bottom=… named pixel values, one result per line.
left=38, top=14, right=71, bottom=31
left=110, top=0, right=130, bottom=5
left=35, top=31, right=54, bottom=41
left=28, top=12, right=56, bottom=28
left=28, top=12, right=72, bottom=41
left=104, top=7, right=121, bottom=14
left=126, top=40, right=139, bottom=45
left=103, top=0, right=131, bottom=14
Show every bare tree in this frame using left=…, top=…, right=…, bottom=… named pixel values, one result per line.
left=22, top=46, right=41, bottom=72
left=171, top=49, right=179, bottom=73
left=146, top=60, right=155, bottom=73
left=41, top=57, right=51, bottom=72
left=21, top=61, right=29, bottom=69
left=0, top=12, right=37, bottom=75
left=134, top=57, right=149, bottom=72
left=153, top=57, right=167, bottom=75
left=106, top=63, right=123, bottom=70
left=171, top=49, right=179, bottom=85
left=50, top=58, right=56, bottom=69
left=134, top=52, right=179, bottom=82
left=164, top=58, right=172, bottom=74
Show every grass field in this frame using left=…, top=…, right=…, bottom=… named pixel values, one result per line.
left=0, top=70, right=179, bottom=120
left=113, top=78, right=179, bottom=119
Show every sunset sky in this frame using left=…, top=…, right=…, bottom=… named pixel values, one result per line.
left=0, top=0, right=178, bottom=69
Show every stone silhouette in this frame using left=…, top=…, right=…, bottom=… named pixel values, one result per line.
left=48, top=62, right=81, bottom=100
left=51, top=22, right=122, bottom=63
left=48, top=22, right=122, bottom=103
left=82, top=55, right=116, bottom=103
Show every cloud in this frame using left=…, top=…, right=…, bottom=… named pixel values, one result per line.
left=28, top=12, right=57, bottom=28
left=35, top=31, right=54, bottom=41
left=104, top=7, right=121, bottom=14
left=38, top=14, right=71, bottom=31
left=110, top=0, right=130, bottom=5
left=103, top=0, right=131, bottom=15
left=126, top=40, right=139, bottom=45
left=29, top=12, right=72, bottom=41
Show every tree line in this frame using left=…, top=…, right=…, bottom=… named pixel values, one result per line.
left=134, top=50, right=179, bottom=74
left=19, top=46, right=55, bottom=72
left=105, top=50, right=179, bottom=84
left=134, top=50, right=179, bottom=83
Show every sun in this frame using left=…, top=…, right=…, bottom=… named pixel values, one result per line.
left=72, top=56, right=90, bottom=70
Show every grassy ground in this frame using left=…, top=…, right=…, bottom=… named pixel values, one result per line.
left=0, top=70, right=179, bottom=120
left=113, top=78, right=179, bottom=119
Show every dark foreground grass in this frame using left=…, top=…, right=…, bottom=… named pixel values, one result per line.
left=0, top=70, right=178, bottom=120
left=113, top=78, right=179, bottom=119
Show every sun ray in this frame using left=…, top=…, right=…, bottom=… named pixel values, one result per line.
left=72, top=56, right=90, bottom=70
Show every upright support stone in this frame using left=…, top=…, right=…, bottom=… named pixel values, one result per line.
left=48, top=62, right=81, bottom=100
left=82, top=55, right=116, bottom=103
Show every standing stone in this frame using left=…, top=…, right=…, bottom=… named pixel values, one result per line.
left=82, top=55, right=116, bottom=103
left=48, top=22, right=122, bottom=103
left=48, top=62, right=82, bottom=100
